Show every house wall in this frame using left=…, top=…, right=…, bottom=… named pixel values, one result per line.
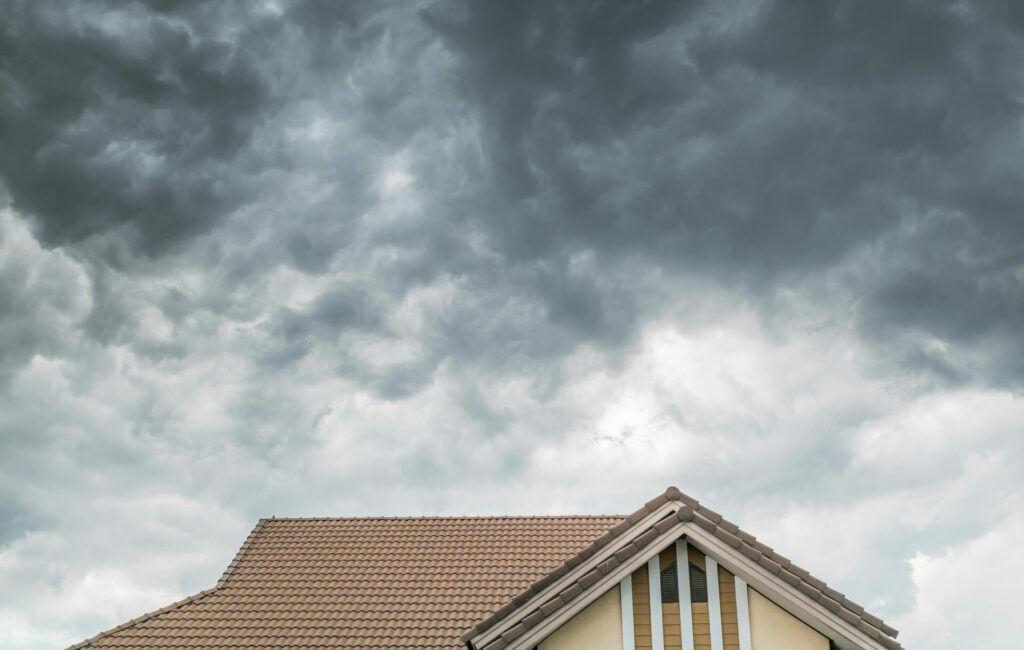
left=718, top=564, right=740, bottom=650
left=632, top=562, right=652, bottom=649
left=538, top=545, right=830, bottom=650
left=538, top=587, right=623, bottom=650
left=748, top=587, right=828, bottom=650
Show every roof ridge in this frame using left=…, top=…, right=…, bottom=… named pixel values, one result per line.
left=262, top=514, right=628, bottom=521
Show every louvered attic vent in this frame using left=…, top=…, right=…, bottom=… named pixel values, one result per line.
left=660, top=564, right=679, bottom=603
left=689, top=561, right=708, bottom=603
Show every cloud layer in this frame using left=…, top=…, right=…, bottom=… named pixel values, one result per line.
left=1, top=1, right=1022, bottom=647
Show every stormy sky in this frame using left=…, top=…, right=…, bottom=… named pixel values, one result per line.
left=1, top=1, right=1022, bottom=648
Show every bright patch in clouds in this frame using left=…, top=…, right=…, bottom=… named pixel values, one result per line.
left=898, top=512, right=1024, bottom=649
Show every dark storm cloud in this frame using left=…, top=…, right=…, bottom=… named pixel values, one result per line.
left=0, top=1, right=276, bottom=256
left=422, top=0, right=1024, bottom=384
left=3, top=0, right=1022, bottom=385
left=859, top=211, right=1024, bottom=387
left=423, top=0, right=897, bottom=276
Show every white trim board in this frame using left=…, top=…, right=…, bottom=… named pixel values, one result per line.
left=705, top=555, right=724, bottom=650
left=675, top=539, right=695, bottom=650
left=735, top=575, right=753, bottom=650
left=621, top=575, right=635, bottom=650
left=648, top=556, right=665, bottom=650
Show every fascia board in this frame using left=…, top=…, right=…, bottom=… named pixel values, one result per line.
left=472, top=501, right=681, bottom=648
left=683, top=526, right=888, bottom=650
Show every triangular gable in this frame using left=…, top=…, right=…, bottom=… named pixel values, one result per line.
left=463, top=488, right=901, bottom=650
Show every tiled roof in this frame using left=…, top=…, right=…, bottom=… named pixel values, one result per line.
left=69, top=515, right=622, bottom=649
left=464, top=487, right=901, bottom=650
left=70, top=489, right=900, bottom=650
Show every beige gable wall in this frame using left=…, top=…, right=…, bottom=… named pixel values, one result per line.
left=748, top=587, right=828, bottom=650
left=539, top=587, right=623, bottom=650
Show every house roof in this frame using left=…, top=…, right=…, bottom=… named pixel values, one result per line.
left=462, top=487, right=901, bottom=650
left=68, top=515, right=622, bottom=649
left=70, top=488, right=900, bottom=650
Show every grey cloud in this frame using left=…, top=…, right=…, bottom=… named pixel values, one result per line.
left=285, top=232, right=338, bottom=275
left=311, top=285, right=381, bottom=330
left=686, top=1, right=1024, bottom=382
left=0, top=493, right=47, bottom=548
left=858, top=211, right=1024, bottom=388
left=252, top=283, right=383, bottom=368
left=416, top=0, right=903, bottom=331
left=421, top=0, right=1024, bottom=385
left=0, top=217, right=89, bottom=382
left=0, top=1, right=276, bottom=257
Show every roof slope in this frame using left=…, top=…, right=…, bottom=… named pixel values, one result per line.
left=69, top=515, right=622, bottom=649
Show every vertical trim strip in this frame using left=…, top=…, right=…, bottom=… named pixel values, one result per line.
left=705, top=556, right=724, bottom=650
left=676, top=539, right=695, bottom=650
left=621, top=575, right=635, bottom=650
left=648, top=556, right=665, bottom=650
left=734, top=575, right=753, bottom=650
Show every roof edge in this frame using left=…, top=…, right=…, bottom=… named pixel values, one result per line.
left=217, top=517, right=269, bottom=587
left=260, top=514, right=624, bottom=522
left=66, top=518, right=269, bottom=650
left=65, top=587, right=220, bottom=650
